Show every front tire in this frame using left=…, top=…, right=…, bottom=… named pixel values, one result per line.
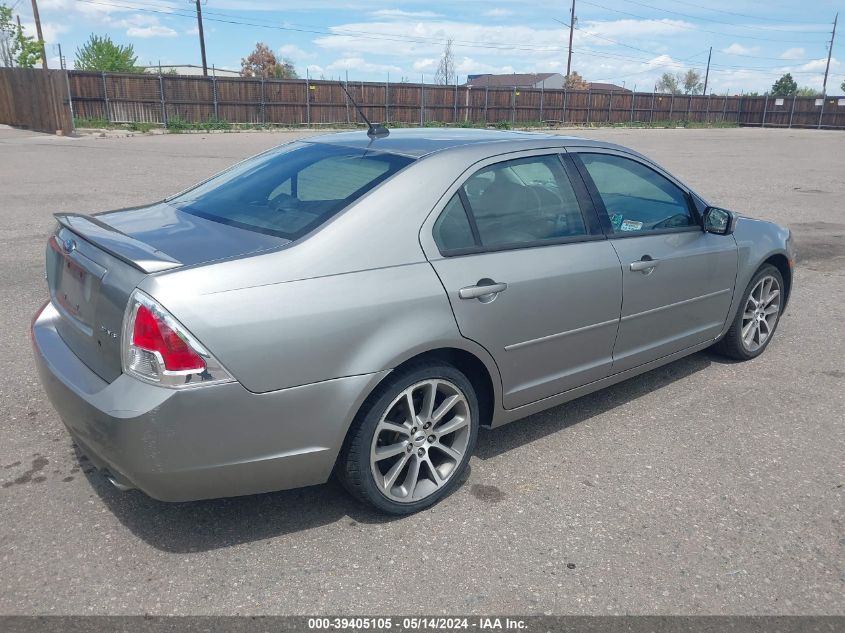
left=337, top=362, right=479, bottom=515
left=714, top=264, right=784, bottom=361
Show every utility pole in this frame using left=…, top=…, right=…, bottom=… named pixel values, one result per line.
left=566, top=0, right=575, bottom=80
left=821, top=12, right=837, bottom=96
left=702, top=46, right=712, bottom=96
left=30, top=0, right=47, bottom=69
left=194, top=0, right=208, bottom=77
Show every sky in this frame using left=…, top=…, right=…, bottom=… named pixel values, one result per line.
left=13, top=0, right=845, bottom=94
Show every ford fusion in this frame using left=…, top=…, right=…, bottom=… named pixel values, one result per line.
left=31, top=129, right=794, bottom=514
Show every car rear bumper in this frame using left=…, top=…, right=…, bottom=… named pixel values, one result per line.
left=32, top=301, right=387, bottom=502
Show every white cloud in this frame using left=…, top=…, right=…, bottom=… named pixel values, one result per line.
left=483, top=9, right=513, bottom=17
left=19, top=21, right=68, bottom=44
left=721, top=43, right=759, bottom=56
left=278, top=44, right=315, bottom=60
left=780, top=47, right=806, bottom=60
left=127, top=25, right=178, bottom=38
left=369, top=9, right=442, bottom=19
left=326, top=56, right=403, bottom=75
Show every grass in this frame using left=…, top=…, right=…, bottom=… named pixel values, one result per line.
left=73, top=116, right=739, bottom=134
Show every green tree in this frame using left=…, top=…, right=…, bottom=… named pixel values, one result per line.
left=840, top=78, right=845, bottom=93
left=656, top=72, right=681, bottom=95
left=75, top=34, right=140, bottom=72
left=771, top=73, right=798, bottom=96
left=682, top=69, right=703, bottom=95
left=240, top=42, right=297, bottom=79
left=0, top=4, right=17, bottom=66
left=795, top=86, right=818, bottom=97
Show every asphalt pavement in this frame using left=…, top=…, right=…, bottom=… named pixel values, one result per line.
left=0, top=125, right=842, bottom=615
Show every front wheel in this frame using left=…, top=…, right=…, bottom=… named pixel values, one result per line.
left=714, top=264, right=784, bottom=360
left=337, top=362, right=479, bottom=515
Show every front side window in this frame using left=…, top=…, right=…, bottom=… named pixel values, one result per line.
left=578, top=153, right=696, bottom=234
left=460, top=155, right=587, bottom=247
left=169, top=143, right=414, bottom=240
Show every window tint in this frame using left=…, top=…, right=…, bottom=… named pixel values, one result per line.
left=461, top=155, right=586, bottom=247
left=169, top=143, right=414, bottom=240
left=579, top=153, right=695, bottom=233
left=433, top=194, right=476, bottom=252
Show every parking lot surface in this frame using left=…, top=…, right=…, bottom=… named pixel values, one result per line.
left=0, top=125, right=842, bottom=615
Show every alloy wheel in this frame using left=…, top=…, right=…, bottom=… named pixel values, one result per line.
left=741, top=275, right=781, bottom=352
left=369, top=379, right=471, bottom=503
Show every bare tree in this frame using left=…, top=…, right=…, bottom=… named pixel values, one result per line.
left=682, top=69, right=703, bottom=95
left=434, top=38, right=455, bottom=85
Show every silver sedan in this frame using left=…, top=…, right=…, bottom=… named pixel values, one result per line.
left=31, top=129, right=794, bottom=514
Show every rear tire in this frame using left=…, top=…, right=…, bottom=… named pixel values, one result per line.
left=337, top=362, right=479, bottom=515
left=714, top=264, right=784, bottom=361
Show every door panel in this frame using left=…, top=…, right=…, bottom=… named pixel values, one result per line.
left=430, top=242, right=622, bottom=409
left=608, top=232, right=738, bottom=372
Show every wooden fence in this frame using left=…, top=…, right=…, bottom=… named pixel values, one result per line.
left=4, top=68, right=845, bottom=131
left=0, top=67, right=73, bottom=134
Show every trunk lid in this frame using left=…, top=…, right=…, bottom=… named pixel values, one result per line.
left=47, top=204, right=289, bottom=383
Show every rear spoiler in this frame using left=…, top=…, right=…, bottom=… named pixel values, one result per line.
left=54, top=213, right=182, bottom=273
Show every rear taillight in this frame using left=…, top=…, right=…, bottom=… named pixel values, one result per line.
left=122, top=290, right=233, bottom=388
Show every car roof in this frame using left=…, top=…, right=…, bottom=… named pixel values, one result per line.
left=306, top=127, right=635, bottom=159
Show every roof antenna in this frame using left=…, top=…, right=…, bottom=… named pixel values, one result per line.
left=340, top=82, right=389, bottom=139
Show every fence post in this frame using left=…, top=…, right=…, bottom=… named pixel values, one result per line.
left=722, top=95, right=728, bottom=122
left=650, top=90, right=656, bottom=123
left=761, top=93, right=768, bottom=127
left=586, top=89, right=592, bottom=124
left=101, top=71, right=110, bottom=122
left=420, top=77, right=425, bottom=126
left=385, top=75, right=389, bottom=124
left=511, top=86, right=516, bottom=125
left=158, top=73, right=167, bottom=126
left=563, top=89, right=568, bottom=124
left=630, top=91, right=635, bottom=122
left=704, top=94, right=710, bottom=123
left=685, top=93, right=691, bottom=121
left=788, top=94, right=796, bottom=128
left=212, top=76, right=218, bottom=120
left=64, top=70, right=75, bottom=131
left=737, top=94, right=743, bottom=125
left=539, top=80, right=544, bottom=122
left=483, top=80, right=489, bottom=123
left=668, top=93, right=674, bottom=122
left=453, top=78, right=458, bottom=124
left=305, top=71, right=311, bottom=127
left=344, top=72, right=350, bottom=125
left=817, top=96, right=825, bottom=129
left=608, top=90, right=613, bottom=123
left=260, top=78, right=265, bottom=125
left=464, top=86, right=470, bottom=122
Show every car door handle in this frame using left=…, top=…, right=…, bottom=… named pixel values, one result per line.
left=459, top=281, right=508, bottom=300
left=630, top=257, right=660, bottom=273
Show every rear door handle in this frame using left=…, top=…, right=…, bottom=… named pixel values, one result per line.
left=459, top=281, right=508, bottom=300
left=630, top=257, right=660, bottom=273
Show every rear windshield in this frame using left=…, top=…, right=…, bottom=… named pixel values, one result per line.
left=168, top=142, right=415, bottom=240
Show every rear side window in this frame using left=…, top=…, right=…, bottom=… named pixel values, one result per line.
left=433, top=194, right=476, bottom=252
left=169, top=143, right=414, bottom=240
left=462, top=155, right=586, bottom=247
left=578, top=153, right=695, bottom=233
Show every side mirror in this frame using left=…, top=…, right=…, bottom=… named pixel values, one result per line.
left=703, top=207, right=736, bottom=236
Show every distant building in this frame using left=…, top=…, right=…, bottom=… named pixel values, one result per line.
left=141, top=64, right=241, bottom=77
left=466, top=73, right=565, bottom=89
left=465, top=73, right=632, bottom=92
left=588, top=82, right=631, bottom=93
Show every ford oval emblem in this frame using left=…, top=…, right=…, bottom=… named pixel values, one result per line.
left=62, top=238, right=76, bottom=253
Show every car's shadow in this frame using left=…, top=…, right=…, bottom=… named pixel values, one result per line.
left=81, top=349, right=722, bottom=553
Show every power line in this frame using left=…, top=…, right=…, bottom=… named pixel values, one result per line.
left=658, top=0, right=824, bottom=26
left=577, top=0, right=826, bottom=44
left=620, top=0, right=827, bottom=33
